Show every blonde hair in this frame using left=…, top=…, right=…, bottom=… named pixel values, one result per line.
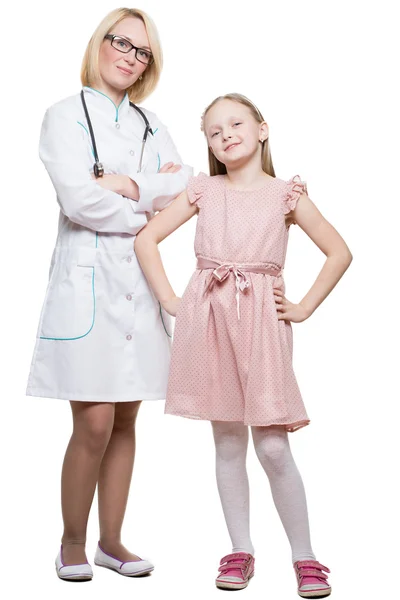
left=81, top=7, right=163, bottom=104
left=201, top=93, right=275, bottom=177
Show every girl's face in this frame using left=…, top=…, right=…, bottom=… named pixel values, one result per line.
left=204, top=99, right=268, bottom=168
left=98, top=17, right=150, bottom=93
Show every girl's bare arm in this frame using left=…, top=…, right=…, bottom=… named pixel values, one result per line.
left=277, top=194, right=352, bottom=321
left=134, top=190, right=198, bottom=309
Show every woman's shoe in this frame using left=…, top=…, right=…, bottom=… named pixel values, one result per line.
left=94, top=542, right=154, bottom=576
left=55, top=546, right=93, bottom=581
left=215, top=552, right=255, bottom=590
left=294, top=560, right=331, bottom=598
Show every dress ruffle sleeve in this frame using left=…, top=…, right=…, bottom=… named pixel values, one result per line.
left=187, top=172, right=209, bottom=209
left=283, top=175, right=308, bottom=214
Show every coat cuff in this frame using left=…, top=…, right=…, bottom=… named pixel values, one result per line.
left=127, top=199, right=149, bottom=232
left=131, top=173, right=155, bottom=212
left=131, top=167, right=192, bottom=213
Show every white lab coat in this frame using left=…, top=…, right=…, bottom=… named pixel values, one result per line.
left=26, top=86, right=192, bottom=401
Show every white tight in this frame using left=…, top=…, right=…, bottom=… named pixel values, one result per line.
left=212, top=421, right=316, bottom=563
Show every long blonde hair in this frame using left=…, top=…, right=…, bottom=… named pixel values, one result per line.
left=201, top=93, right=275, bottom=177
left=81, top=8, right=163, bottom=104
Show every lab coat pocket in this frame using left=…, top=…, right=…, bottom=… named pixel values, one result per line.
left=38, top=248, right=97, bottom=341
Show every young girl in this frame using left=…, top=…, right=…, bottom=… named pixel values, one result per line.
left=134, top=93, right=352, bottom=597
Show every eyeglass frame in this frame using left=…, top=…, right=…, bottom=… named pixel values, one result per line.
left=104, top=34, right=154, bottom=65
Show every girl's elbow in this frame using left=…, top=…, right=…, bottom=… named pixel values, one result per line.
left=328, top=247, right=352, bottom=270
left=340, top=248, right=353, bottom=269
left=134, top=234, right=145, bottom=251
left=134, top=230, right=157, bottom=251
left=344, top=247, right=353, bottom=265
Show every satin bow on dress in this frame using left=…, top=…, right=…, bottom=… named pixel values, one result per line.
left=197, top=257, right=283, bottom=320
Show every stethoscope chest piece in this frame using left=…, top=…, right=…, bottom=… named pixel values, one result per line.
left=94, top=161, right=104, bottom=178
left=80, top=89, right=153, bottom=178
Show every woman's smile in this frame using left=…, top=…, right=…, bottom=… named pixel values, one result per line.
left=116, top=65, right=134, bottom=75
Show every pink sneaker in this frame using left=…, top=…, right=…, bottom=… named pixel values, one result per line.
left=215, top=552, right=255, bottom=590
left=294, top=560, right=331, bottom=598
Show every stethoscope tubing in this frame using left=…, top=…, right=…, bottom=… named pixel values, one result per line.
left=80, top=89, right=153, bottom=176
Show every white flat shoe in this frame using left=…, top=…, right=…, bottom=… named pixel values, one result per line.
left=94, top=542, right=154, bottom=576
left=55, top=546, right=93, bottom=581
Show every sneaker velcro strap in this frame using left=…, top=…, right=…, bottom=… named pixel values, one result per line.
left=298, top=568, right=328, bottom=579
left=296, top=561, right=330, bottom=573
left=220, top=552, right=251, bottom=564
left=219, top=562, right=248, bottom=573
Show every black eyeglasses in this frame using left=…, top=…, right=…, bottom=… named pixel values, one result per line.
left=104, top=34, right=154, bottom=65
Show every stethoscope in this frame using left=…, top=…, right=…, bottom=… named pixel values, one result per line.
left=80, top=90, right=153, bottom=177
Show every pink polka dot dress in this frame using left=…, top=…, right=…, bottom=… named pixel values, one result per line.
left=165, top=172, right=310, bottom=431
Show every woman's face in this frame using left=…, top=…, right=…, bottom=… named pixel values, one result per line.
left=98, top=17, right=150, bottom=93
left=205, top=99, right=268, bottom=168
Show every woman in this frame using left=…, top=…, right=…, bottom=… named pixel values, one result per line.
left=26, top=7, right=191, bottom=581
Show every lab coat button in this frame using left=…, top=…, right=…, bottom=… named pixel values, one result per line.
left=129, top=150, right=135, bottom=156
left=126, top=294, right=132, bottom=301
left=127, top=256, right=132, bottom=263
left=126, top=334, right=132, bottom=341
left=115, top=123, right=120, bottom=129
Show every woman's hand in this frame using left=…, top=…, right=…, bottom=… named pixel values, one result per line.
left=159, top=162, right=182, bottom=174
left=91, top=174, right=139, bottom=200
left=162, top=296, right=181, bottom=317
left=275, top=289, right=311, bottom=323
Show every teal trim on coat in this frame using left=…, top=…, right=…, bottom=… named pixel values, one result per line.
left=77, top=121, right=95, bottom=157
left=84, top=86, right=127, bottom=121
left=77, top=120, right=89, bottom=136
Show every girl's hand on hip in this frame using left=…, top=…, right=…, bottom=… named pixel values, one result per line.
left=159, top=162, right=182, bottom=174
left=274, top=289, right=310, bottom=323
left=162, top=296, right=181, bottom=317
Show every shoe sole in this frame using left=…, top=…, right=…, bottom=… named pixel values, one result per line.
left=298, top=587, right=332, bottom=598
left=216, top=571, right=254, bottom=590
left=57, top=572, right=93, bottom=581
left=94, top=561, right=154, bottom=577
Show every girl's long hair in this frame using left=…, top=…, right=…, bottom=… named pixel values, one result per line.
left=201, top=93, right=275, bottom=177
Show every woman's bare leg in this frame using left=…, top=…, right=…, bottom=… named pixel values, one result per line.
left=97, top=401, right=142, bottom=561
left=61, top=401, right=115, bottom=565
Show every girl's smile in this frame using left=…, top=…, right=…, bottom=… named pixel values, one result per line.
left=224, top=142, right=241, bottom=152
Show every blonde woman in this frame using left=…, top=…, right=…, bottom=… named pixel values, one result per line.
left=26, top=7, right=191, bottom=581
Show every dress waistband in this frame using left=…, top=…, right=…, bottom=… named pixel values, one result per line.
left=196, top=257, right=282, bottom=320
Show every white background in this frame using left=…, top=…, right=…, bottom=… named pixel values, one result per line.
left=1, top=0, right=399, bottom=598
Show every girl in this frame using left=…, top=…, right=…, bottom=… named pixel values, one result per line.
left=134, top=93, right=352, bottom=597
left=26, top=8, right=191, bottom=581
